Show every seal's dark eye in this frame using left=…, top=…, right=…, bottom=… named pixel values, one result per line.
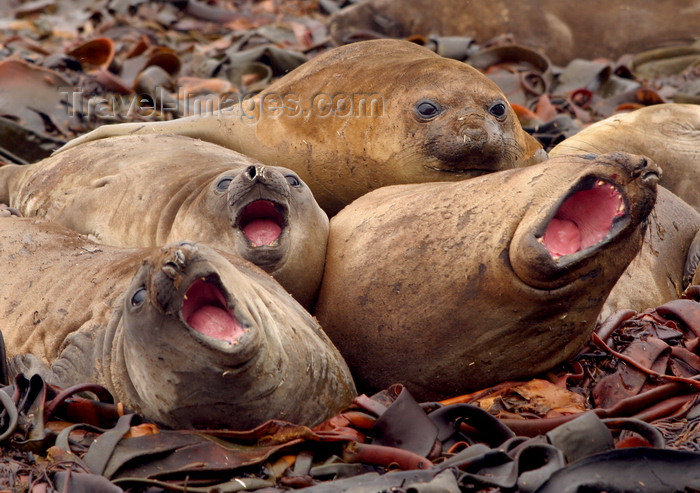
left=415, top=100, right=442, bottom=120
left=216, top=177, right=233, bottom=192
left=285, top=175, right=301, bottom=187
left=131, top=287, right=146, bottom=307
left=489, top=102, right=507, bottom=119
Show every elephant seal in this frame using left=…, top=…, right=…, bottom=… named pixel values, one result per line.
left=1, top=218, right=356, bottom=429
left=328, top=0, right=700, bottom=66
left=551, top=104, right=700, bottom=211
left=601, top=186, right=700, bottom=319
left=0, top=134, right=328, bottom=308
left=54, top=39, right=546, bottom=215
left=314, top=153, right=659, bottom=400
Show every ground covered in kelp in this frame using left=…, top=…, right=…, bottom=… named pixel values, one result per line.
left=0, top=0, right=699, bottom=491
left=0, top=0, right=698, bottom=162
left=0, top=297, right=698, bottom=491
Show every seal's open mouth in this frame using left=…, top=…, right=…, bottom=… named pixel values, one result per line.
left=181, top=277, right=244, bottom=343
left=238, top=200, right=285, bottom=247
left=540, top=179, right=626, bottom=258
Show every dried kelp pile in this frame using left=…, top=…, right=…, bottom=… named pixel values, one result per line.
left=1, top=0, right=699, bottom=163
left=0, top=292, right=698, bottom=492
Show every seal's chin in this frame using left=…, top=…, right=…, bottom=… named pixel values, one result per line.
left=181, top=277, right=244, bottom=343
left=238, top=200, right=286, bottom=247
left=540, top=178, right=626, bottom=259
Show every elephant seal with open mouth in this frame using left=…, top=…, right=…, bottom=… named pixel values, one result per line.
left=315, top=152, right=659, bottom=400
left=0, top=133, right=328, bottom=308
left=1, top=218, right=356, bottom=429
left=551, top=104, right=700, bottom=212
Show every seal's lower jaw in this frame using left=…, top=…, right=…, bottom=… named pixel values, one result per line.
left=182, top=275, right=246, bottom=345
left=237, top=200, right=287, bottom=247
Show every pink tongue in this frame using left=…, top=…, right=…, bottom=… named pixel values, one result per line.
left=542, top=218, right=582, bottom=256
left=542, top=184, right=622, bottom=257
left=243, top=219, right=282, bottom=246
left=187, top=305, right=245, bottom=343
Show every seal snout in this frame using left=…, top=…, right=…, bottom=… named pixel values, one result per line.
left=460, top=126, right=487, bottom=147
left=630, top=156, right=662, bottom=186
left=153, top=245, right=196, bottom=312
left=162, top=246, right=188, bottom=279
left=245, top=165, right=264, bottom=182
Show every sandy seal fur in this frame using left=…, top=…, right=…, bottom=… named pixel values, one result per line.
left=55, top=39, right=546, bottom=215
left=0, top=134, right=328, bottom=307
left=2, top=218, right=356, bottom=429
left=315, top=152, right=659, bottom=400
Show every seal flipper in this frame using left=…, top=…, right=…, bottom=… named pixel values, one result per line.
left=54, top=114, right=231, bottom=155
left=8, top=353, right=55, bottom=383
left=9, top=330, right=100, bottom=388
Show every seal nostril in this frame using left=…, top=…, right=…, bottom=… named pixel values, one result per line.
left=246, top=165, right=257, bottom=180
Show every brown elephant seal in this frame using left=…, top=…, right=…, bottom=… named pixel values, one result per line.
left=601, top=186, right=700, bottom=320
left=1, top=218, right=356, bottom=429
left=551, top=104, right=700, bottom=211
left=328, top=0, right=700, bottom=66
left=314, top=152, right=659, bottom=400
left=54, top=39, right=546, bottom=215
left=0, top=134, right=328, bottom=308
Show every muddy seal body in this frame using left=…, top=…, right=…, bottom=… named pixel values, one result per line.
left=328, top=0, right=700, bottom=66
left=315, top=153, right=659, bottom=400
left=0, top=134, right=328, bottom=307
left=54, top=40, right=545, bottom=215
left=2, top=219, right=356, bottom=429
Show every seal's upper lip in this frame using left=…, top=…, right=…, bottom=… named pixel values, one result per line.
left=236, top=199, right=287, bottom=247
